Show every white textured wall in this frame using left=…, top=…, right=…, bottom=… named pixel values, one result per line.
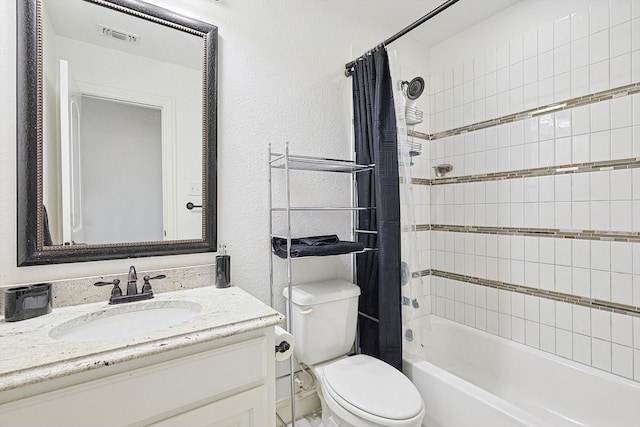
left=1, top=0, right=429, bottom=305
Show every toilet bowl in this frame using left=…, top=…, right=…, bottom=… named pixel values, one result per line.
left=284, top=279, right=425, bottom=427
left=312, top=355, right=425, bottom=427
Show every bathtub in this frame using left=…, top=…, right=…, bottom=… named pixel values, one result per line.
left=403, top=316, right=640, bottom=427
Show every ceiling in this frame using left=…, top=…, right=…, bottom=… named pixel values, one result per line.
left=43, top=0, right=204, bottom=70
left=340, top=0, right=521, bottom=48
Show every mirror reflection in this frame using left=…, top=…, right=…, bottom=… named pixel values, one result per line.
left=41, top=0, right=205, bottom=246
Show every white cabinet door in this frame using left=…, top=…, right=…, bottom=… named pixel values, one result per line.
left=150, top=386, right=269, bottom=427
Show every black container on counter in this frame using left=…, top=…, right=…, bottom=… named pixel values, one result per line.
left=4, top=283, right=52, bottom=322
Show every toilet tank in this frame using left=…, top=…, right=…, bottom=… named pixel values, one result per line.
left=283, top=279, right=361, bottom=366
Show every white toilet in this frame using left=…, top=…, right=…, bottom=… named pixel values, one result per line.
left=284, top=279, right=425, bottom=427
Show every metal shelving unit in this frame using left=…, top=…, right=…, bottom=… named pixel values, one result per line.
left=268, top=142, right=375, bottom=426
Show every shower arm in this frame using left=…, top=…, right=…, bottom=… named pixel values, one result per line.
left=344, top=0, right=460, bottom=76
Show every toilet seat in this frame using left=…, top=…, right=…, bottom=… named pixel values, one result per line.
left=318, top=355, right=424, bottom=426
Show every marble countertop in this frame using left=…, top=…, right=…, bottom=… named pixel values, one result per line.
left=0, top=286, right=284, bottom=393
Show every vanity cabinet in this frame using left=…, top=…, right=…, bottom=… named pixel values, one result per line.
left=0, top=328, right=275, bottom=427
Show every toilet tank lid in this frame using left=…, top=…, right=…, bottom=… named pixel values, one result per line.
left=283, top=279, right=360, bottom=305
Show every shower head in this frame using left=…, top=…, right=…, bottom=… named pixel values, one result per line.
left=402, top=77, right=425, bottom=100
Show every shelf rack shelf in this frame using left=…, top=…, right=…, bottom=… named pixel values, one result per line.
left=268, top=142, right=375, bottom=427
left=270, top=152, right=373, bottom=173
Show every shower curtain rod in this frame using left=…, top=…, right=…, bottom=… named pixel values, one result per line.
left=344, top=0, right=461, bottom=76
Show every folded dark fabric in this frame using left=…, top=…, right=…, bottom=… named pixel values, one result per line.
left=272, top=236, right=365, bottom=259
left=298, top=235, right=340, bottom=246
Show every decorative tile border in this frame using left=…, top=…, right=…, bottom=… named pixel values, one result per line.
left=408, top=129, right=430, bottom=141
left=423, top=224, right=640, bottom=243
left=419, top=82, right=640, bottom=141
left=421, top=268, right=640, bottom=318
left=411, top=157, right=640, bottom=186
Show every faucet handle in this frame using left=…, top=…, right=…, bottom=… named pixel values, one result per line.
left=141, top=275, right=166, bottom=295
left=94, top=279, right=123, bottom=299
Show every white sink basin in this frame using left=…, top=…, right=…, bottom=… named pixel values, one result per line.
left=49, top=301, right=202, bottom=342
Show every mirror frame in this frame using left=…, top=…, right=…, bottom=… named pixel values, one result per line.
left=17, top=0, right=218, bottom=266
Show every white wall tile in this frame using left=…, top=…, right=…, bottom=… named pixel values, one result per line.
left=591, top=240, right=611, bottom=271
left=573, top=105, right=591, bottom=134
left=590, top=200, right=610, bottom=230
left=611, top=200, right=632, bottom=231
left=555, top=202, right=572, bottom=229
left=572, top=37, right=590, bottom=70
left=591, top=308, right=611, bottom=340
left=572, top=134, right=590, bottom=163
left=541, top=324, right=556, bottom=353
left=510, top=36, right=523, bottom=65
left=592, top=101, right=611, bottom=132
left=572, top=240, right=591, bottom=268
left=590, top=60, right=610, bottom=92
left=611, top=0, right=632, bottom=26
left=611, top=22, right=632, bottom=58
left=573, top=305, right=591, bottom=335
left=556, top=239, right=572, bottom=266
left=591, top=269, right=611, bottom=300
left=539, top=77, right=555, bottom=106
left=539, top=22, right=554, bottom=53
left=496, top=43, right=509, bottom=70
left=571, top=67, right=590, bottom=97
left=572, top=11, right=589, bottom=41
left=539, top=238, right=555, bottom=264
left=540, top=262, right=556, bottom=291
left=591, top=130, right=611, bottom=161
left=539, top=51, right=554, bottom=80
left=499, top=312, right=512, bottom=338
left=555, top=15, right=571, bottom=47
left=573, top=332, right=592, bottom=364
left=556, top=301, right=573, bottom=331
left=611, top=170, right=632, bottom=201
left=512, top=316, right=525, bottom=343
left=611, top=242, right=633, bottom=273
left=540, top=298, right=556, bottom=326
left=611, top=127, right=633, bottom=159
left=612, top=312, right=633, bottom=346
left=572, top=173, right=590, bottom=201
left=610, top=53, right=632, bottom=87
left=572, top=201, right=590, bottom=230
left=590, top=2, right=610, bottom=35
left=590, top=30, right=610, bottom=64
left=633, top=18, right=640, bottom=51
left=557, top=328, right=573, bottom=358
left=612, top=272, right=633, bottom=304
left=592, top=337, right=612, bottom=371
left=526, top=320, right=540, bottom=348
left=612, top=343, right=633, bottom=378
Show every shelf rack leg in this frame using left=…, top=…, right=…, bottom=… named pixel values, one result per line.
left=284, top=141, right=296, bottom=427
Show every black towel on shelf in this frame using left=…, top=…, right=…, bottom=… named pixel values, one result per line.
left=298, top=235, right=340, bottom=246
left=272, top=235, right=365, bottom=259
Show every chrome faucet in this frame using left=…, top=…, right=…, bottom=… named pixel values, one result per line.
left=127, top=266, right=138, bottom=296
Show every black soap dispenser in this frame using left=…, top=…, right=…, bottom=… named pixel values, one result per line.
left=216, top=244, right=231, bottom=288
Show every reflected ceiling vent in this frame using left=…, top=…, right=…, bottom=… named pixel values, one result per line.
left=97, top=24, right=139, bottom=44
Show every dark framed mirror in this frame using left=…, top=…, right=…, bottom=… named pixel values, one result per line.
left=17, top=0, right=217, bottom=266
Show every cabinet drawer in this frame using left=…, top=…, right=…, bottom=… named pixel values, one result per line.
left=0, top=336, right=268, bottom=427
left=150, top=386, right=268, bottom=427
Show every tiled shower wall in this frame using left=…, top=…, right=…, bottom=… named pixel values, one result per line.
left=411, top=0, right=640, bottom=382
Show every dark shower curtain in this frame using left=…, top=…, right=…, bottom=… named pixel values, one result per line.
left=352, top=48, right=402, bottom=371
